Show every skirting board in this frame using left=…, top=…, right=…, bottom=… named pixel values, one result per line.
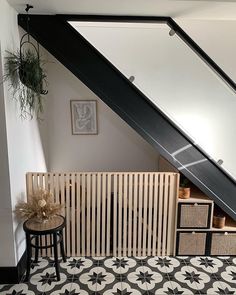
left=0, top=251, right=26, bottom=284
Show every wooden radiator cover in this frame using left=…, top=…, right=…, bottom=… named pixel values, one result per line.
left=26, top=172, right=179, bottom=257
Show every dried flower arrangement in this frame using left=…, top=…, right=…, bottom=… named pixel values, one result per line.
left=15, top=189, right=62, bottom=222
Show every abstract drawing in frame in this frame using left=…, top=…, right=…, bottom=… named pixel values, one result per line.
left=70, top=100, right=97, bottom=135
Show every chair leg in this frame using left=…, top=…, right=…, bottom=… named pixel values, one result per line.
left=24, top=233, right=32, bottom=282
left=53, top=232, right=60, bottom=281
left=34, top=236, right=39, bottom=263
left=60, top=230, right=66, bottom=262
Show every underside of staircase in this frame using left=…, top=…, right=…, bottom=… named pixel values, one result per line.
left=18, top=14, right=236, bottom=220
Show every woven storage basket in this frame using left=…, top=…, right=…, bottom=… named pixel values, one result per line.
left=211, top=233, right=236, bottom=255
left=178, top=232, right=206, bottom=255
left=180, top=204, right=210, bottom=228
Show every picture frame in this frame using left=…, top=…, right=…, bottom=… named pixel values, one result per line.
left=70, top=100, right=98, bottom=135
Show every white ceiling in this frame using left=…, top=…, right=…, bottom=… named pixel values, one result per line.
left=7, top=0, right=236, bottom=20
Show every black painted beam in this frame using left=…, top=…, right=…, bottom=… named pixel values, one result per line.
left=18, top=14, right=236, bottom=220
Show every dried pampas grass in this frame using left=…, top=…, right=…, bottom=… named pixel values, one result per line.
left=15, top=189, right=62, bottom=221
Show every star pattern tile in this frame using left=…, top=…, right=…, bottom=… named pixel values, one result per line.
left=0, top=256, right=236, bottom=294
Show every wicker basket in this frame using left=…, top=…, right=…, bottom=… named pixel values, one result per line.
left=178, top=232, right=206, bottom=255
left=179, top=204, right=210, bottom=228
left=179, top=187, right=190, bottom=199
left=211, top=233, right=236, bottom=255
left=213, top=215, right=225, bottom=229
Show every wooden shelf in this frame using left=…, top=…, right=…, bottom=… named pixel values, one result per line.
left=211, top=217, right=236, bottom=232
left=178, top=187, right=213, bottom=203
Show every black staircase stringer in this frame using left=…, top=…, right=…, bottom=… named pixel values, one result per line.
left=18, top=14, right=236, bottom=220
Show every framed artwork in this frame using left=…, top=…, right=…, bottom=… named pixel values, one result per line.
left=70, top=100, right=98, bottom=135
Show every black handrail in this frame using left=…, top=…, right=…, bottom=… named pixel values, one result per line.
left=167, top=18, right=236, bottom=93
left=58, top=14, right=236, bottom=93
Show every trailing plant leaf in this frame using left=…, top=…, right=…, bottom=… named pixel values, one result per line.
left=4, top=48, right=48, bottom=119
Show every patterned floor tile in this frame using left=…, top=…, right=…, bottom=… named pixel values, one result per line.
left=189, top=256, right=224, bottom=274
left=79, top=266, right=116, bottom=292
left=102, top=281, right=144, bottom=294
left=128, top=265, right=163, bottom=292
left=220, top=265, right=236, bottom=287
left=0, top=283, right=36, bottom=295
left=104, top=256, right=138, bottom=274
left=60, top=256, right=93, bottom=275
left=174, top=265, right=210, bottom=291
left=49, top=282, right=73, bottom=294
left=134, top=256, right=149, bottom=267
left=158, top=280, right=194, bottom=295
left=30, top=266, right=67, bottom=293
left=176, top=256, right=192, bottom=266
left=195, top=280, right=236, bottom=295
left=1, top=256, right=236, bottom=295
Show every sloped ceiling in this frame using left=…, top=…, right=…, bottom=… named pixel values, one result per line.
left=7, top=0, right=236, bottom=20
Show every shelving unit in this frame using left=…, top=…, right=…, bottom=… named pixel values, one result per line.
left=175, top=187, right=236, bottom=256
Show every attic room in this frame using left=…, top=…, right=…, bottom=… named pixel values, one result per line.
left=1, top=0, right=236, bottom=294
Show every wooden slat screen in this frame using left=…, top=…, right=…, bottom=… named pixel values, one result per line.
left=26, top=172, right=179, bottom=257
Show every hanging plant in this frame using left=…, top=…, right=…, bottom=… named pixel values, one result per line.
left=4, top=35, right=48, bottom=119
left=4, top=6, right=48, bottom=119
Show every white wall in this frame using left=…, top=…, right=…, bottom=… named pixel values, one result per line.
left=72, top=21, right=236, bottom=179
left=40, top=52, right=159, bottom=172
left=0, top=0, right=47, bottom=266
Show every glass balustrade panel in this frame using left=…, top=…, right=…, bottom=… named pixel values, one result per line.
left=69, top=21, right=236, bottom=180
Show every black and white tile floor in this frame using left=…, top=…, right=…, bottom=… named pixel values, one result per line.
left=1, top=256, right=236, bottom=294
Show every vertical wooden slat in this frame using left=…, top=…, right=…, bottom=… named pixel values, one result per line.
left=60, top=174, right=66, bottom=256
left=157, top=174, right=164, bottom=256
left=81, top=174, right=86, bottom=256
left=91, top=174, right=96, bottom=256
left=147, top=173, right=153, bottom=256
left=142, top=173, right=148, bottom=256
left=128, top=174, right=133, bottom=256
left=96, top=173, right=101, bottom=256
left=71, top=173, right=76, bottom=257
left=106, top=174, right=111, bottom=256
left=162, top=174, right=169, bottom=256
left=44, top=173, right=52, bottom=257
left=123, top=174, right=128, bottom=256
left=113, top=174, right=117, bottom=256
left=173, top=173, right=180, bottom=256
left=45, top=173, right=54, bottom=257
left=133, top=174, right=138, bottom=256
left=138, top=173, right=143, bottom=257
left=44, top=173, right=49, bottom=191
left=152, top=174, right=158, bottom=256
left=118, top=174, right=123, bottom=257
left=86, top=174, right=91, bottom=256
left=32, top=173, right=39, bottom=192
left=54, top=174, right=60, bottom=204
left=76, top=174, right=81, bottom=256
left=39, top=173, right=45, bottom=258
left=54, top=174, right=60, bottom=257
left=101, top=174, right=106, bottom=256
left=26, top=173, right=33, bottom=200
left=167, top=175, right=175, bottom=255
left=66, top=174, right=71, bottom=256
left=38, top=174, right=44, bottom=189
